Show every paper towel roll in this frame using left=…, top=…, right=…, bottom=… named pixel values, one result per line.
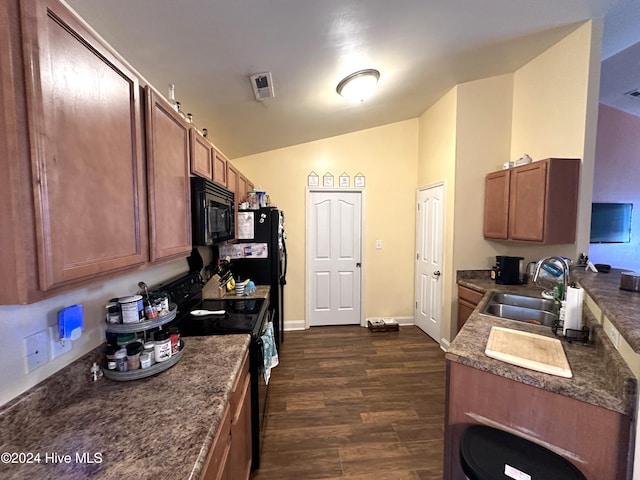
left=563, top=285, right=584, bottom=335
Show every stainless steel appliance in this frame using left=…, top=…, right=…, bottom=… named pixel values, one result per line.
left=152, top=272, right=269, bottom=471
left=191, top=177, right=235, bottom=245
left=225, top=207, right=287, bottom=350
left=494, top=255, right=524, bottom=285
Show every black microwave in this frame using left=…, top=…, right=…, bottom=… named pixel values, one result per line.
left=191, top=177, right=235, bottom=245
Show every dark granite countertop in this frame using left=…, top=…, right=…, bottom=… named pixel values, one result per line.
left=450, top=271, right=636, bottom=416
left=0, top=335, right=250, bottom=479
left=572, top=268, right=640, bottom=352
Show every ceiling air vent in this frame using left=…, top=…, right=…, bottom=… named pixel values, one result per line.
left=624, top=88, right=640, bottom=100
left=249, top=72, right=275, bottom=101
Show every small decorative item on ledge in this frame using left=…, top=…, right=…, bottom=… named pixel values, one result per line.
left=308, top=171, right=319, bottom=187
left=323, top=172, right=334, bottom=187
left=339, top=172, right=350, bottom=187
left=367, top=318, right=399, bottom=332
left=354, top=172, right=365, bottom=187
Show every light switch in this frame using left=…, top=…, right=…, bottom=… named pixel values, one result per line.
left=375, top=240, right=382, bottom=250
left=25, top=330, right=49, bottom=372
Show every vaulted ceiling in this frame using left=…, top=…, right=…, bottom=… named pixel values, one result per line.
left=65, top=0, right=640, bottom=159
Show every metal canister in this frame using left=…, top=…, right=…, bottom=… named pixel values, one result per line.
left=119, top=295, right=144, bottom=323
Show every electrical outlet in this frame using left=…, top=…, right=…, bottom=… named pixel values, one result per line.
left=49, top=325, right=72, bottom=359
left=24, top=330, right=49, bottom=373
left=375, top=240, right=382, bottom=250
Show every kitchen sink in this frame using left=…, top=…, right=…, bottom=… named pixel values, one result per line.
left=487, top=293, right=556, bottom=312
left=479, top=292, right=559, bottom=327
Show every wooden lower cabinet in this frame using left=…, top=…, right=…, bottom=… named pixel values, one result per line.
left=444, top=362, right=631, bottom=480
left=201, top=350, right=251, bottom=480
left=457, top=286, right=484, bottom=332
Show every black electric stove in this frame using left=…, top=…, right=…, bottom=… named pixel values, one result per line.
left=177, top=297, right=267, bottom=338
left=151, top=272, right=270, bottom=471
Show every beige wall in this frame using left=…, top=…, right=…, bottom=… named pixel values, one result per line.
left=507, top=20, right=602, bottom=264
left=416, top=88, right=458, bottom=343
left=414, top=21, right=601, bottom=344
left=0, top=257, right=193, bottom=407
left=415, top=74, right=514, bottom=344
left=232, top=120, right=419, bottom=327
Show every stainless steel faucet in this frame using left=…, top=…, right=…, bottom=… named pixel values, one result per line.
left=533, top=256, right=571, bottom=301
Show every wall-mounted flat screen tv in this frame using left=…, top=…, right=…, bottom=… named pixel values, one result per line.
left=590, top=202, right=633, bottom=243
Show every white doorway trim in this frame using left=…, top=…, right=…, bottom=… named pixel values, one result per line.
left=305, top=187, right=365, bottom=329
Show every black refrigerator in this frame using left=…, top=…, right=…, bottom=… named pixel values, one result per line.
left=230, top=207, right=286, bottom=350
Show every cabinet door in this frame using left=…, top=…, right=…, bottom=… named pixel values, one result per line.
left=227, top=163, right=239, bottom=203
left=190, top=129, right=214, bottom=180
left=145, top=88, right=192, bottom=262
left=229, top=356, right=252, bottom=480
left=508, top=161, right=548, bottom=242
left=237, top=175, right=248, bottom=204
left=456, top=286, right=485, bottom=333
left=483, top=170, right=510, bottom=239
left=201, top=407, right=232, bottom=480
left=213, top=150, right=228, bottom=187
left=20, top=0, right=147, bottom=290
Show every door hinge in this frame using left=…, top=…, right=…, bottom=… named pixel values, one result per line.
left=416, top=252, right=419, bottom=260
left=416, top=301, right=418, bottom=309
left=417, top=202, right=420, bottom=210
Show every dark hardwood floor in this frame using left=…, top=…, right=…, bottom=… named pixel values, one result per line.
left=251, top=325, right=446, bottom=480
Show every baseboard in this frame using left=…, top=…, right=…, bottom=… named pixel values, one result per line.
left=284, top=317, right=416, bottom=331
left=440, top=338, right=450, bottom=352
left=283, top=320, right=306, bottom=331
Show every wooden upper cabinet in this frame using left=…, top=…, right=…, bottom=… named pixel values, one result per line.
left=227, top=163, right=239, bottom=203
left=20, top=0, right=147, bottom=291
left=237, top=175, right=249, bottom=204
left=213, top=149, right=228, bottom=187
left=145, top=88, right=192, bottom=263
left=483, top=158, right=580, bottom=244
left=190, top=128, right=214, bottom=180
left=483, top=170, right=510, bottom=239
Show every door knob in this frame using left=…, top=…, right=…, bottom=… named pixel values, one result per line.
left=356, top=262, right=361, bottom=268
left=433, top=270, right=441, bottom=277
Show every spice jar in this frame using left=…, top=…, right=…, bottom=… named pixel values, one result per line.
left=115, top=348, right=128, bottom=372
left=143, top=341, right=156, bottom=366
left=154, top=330, right=172, bottom=363
left=126, top=341, right=143, bottom=370
left=168, top=327, right=180, bottom=355
left=105, top=302, right=120, bottom=324
left=105, top=344, right=119, bottom=370
left=143, top=299, right=158, bottom=320
left=140, top=352, right=152, bottom=369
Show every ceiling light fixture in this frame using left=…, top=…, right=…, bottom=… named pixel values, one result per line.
left=336, top=69, right=380, bottom=103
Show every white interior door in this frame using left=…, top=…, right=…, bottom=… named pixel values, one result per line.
left=307, top=190, right=362, bottom=326
left=415, top=184, right=445, bottom=341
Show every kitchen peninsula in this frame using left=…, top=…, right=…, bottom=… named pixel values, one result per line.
left=0, top=335, right=250, bottom=480
left=444, top=271, right=636, bottom=479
